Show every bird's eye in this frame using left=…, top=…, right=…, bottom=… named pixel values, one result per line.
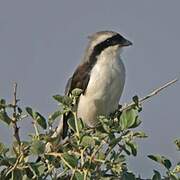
left=106, top=39, right=110, bottom=43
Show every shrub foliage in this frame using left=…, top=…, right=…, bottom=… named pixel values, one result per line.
left=0, top=85, right=179, bottom=179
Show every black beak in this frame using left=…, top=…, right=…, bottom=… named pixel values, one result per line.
left=121, top=39, right=133, bottom=47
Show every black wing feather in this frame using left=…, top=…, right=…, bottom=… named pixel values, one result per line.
left=62, top=62, right=91, bottom=138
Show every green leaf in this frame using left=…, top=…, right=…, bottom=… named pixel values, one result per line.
left=26, top=107, right=36, bottom=119
left=120, top=109, right=140, bottom=130
left=53, top=95, right=72, bottom=106
left=74, top=171, right=84, bottom=180
left=81, top=135, right=95, bottom=147
left=0, top=143, right=6, bottom=154
left=122, top=145, right=131, bottom=156
left=121, top=171, right=136, bottom=180
left=24, top=167, right=34, bottom=178
left=27, top=162, right=46, bottom=177
left=98, top=116, right=110, bottom=133
left=174, top=139, right=180, bottom=151
left=133, top=131, right=148, bottom=138
left=132, top=95, right=139, bottom=105
left=68, top=117, right=76, bottom=132
left=0, top=99, right=6, bottom=109
left=162, top=158, right=172, bottom=170
left=35, top=112, right=47, bottom=129
left=173, top=165, right=180, bottom=173
left=148, top=154, right=172, bottom=170
left=129, top=116, right=141, bottom=128
left=169, top=172, right=179, bottom=180
left=36, top=163, right=47, bottom=176
left=62, top=153, right=78, bottom=168
left=152, top=170, right=161, bottom=180
left=97, top=151, right=106, bottom=160
left=0, top=99, right=6, bottom=104
left=71, top=88, right=83, bottom=97
left=132, top=95, right=142, bottom=112
left=0, top=109, right=12, bottom=125
left=26, top=107, right=47, bottom=129
left=0, top=143, right=5, bottom=154
left=12, top=169, right=23, bottom=180
left=126, top=141, right=137, bottom=156
left=17, top=107, right=22, bottom=114
left=68, top=117, right=84, bottom=133
left=53, top=94, right=64, bottom=102
left=48, top=110, right=62, bottom=122
left=30, top=140, right=45, bottom=155
left=109, top=136, right=121, bottom=147
left=0, top=157, right=16, bottom=166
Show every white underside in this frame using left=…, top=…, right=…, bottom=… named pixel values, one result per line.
left=77, top=46, right=126, bottom=127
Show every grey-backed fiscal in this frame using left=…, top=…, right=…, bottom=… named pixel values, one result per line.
left=63, top=31, right=132, bottom=138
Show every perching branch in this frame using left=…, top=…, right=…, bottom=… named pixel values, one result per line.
left=12, top=82, right=21, bottom=145
left=120, top=78, right=179, bottom=111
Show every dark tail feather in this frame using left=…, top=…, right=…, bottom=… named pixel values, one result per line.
left=62, top=114, right=69, bottom=139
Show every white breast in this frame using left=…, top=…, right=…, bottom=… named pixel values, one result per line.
left=77, top=46, right=126, bottom=127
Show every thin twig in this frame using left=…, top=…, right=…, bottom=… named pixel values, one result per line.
left=12, top=82, right=21, bottom=145
left=70, top=170, right=75, bottom=180
left=47, top=152, right=74, bottom=170
left=83, top=169, right=88, bottom=180
left=120, top=78, right=178, bottom=111
left=90, top=140, right=105, bottom=162
left=13, top=82, right=17, bottom=115
left=32, top=120, right=40, bottom=137
left=6, top=153, right=23, bottom=176
left=73, top=111, right=80, bottom=139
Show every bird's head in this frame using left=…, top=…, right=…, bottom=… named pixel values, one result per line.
left=82, top=31, right=132, bottom=62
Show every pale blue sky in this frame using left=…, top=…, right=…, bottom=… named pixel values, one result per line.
left=0, top=0, right=179, bottom=178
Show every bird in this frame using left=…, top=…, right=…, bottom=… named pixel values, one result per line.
left=62, top=30, right=132, bottom=138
